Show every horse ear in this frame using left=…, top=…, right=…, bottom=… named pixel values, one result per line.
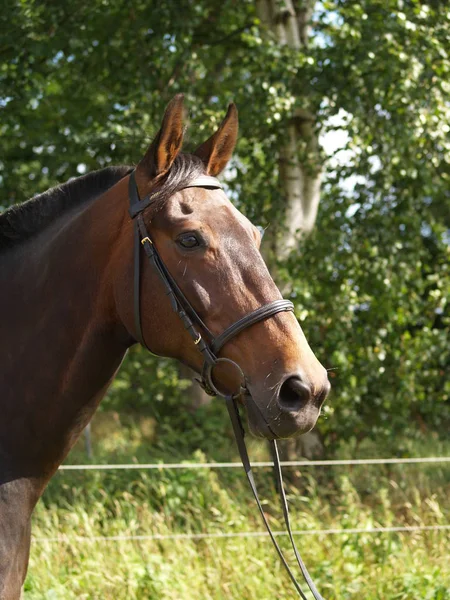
left=194, top=103, right=238, bottom=176
left=137, top=94, right=185, bottom=181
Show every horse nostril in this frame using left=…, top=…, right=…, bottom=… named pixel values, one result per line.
left=277, top=376, right=312, bottom=412
left=319, top=380, right=331, bottom=406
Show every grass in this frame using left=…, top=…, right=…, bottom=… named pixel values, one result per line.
left=24, top=412, right=450, bottom=600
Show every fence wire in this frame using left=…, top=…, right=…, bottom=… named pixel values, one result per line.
left=42, top=457, right=450, bottom=546
left=32, top=524, right=450, bottom=543
left=59, top=456, right=450, bottom=471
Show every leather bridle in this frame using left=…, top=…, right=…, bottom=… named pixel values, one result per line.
left=128, top=171, right=326, bottom=600
left=129, top=171, right=294, bottom=396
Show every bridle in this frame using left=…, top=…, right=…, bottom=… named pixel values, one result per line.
left=128, top=171, right=294, bottom=397
left=128, top=171, right=326, bottom=600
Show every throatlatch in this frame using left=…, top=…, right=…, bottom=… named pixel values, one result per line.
left=128, top=170, right=325, bottom=600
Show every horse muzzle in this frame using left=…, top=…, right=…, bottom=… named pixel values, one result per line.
left=244, top=374, right=331, bottom=439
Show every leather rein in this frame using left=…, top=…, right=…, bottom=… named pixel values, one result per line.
left=128, top=171, right=325, bottom=600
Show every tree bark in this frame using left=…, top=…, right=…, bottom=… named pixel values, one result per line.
left=256, top=0, right=324, bottom=459
left=256, top=0, right=321, bottom=256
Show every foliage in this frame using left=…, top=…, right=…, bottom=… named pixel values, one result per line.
left=1, top=0, right=449, bottom=447
left=285, top=183, right=449, bottom=446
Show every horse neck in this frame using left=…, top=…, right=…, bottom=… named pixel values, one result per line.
left=0, top=176, right=133, bottom=483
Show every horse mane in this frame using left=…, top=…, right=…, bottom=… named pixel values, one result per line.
left=0, top=154, right=206, bottom=253
left=0, top=166, right=132, bottom=252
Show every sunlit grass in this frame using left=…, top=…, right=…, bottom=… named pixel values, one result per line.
left=24, top=413, right=450, bottom=599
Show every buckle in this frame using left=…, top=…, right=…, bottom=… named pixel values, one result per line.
left=195, top=377, right=216, bottom=397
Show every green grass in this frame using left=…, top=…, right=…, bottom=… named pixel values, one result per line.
left=24, top=413, right=450, bottom=599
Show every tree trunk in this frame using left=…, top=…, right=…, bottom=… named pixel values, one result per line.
left=256, top=0, right=324, bottom=459
left=256, top=0, right=321, bottom=251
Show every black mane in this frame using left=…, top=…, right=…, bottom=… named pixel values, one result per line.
left=0, top=154, right=205, bottom=252
left=0, top=166, right=132, bottom=252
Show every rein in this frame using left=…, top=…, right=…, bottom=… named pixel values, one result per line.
left=128, top=171, right=325, bottom=600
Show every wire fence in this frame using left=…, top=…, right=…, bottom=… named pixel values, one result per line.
left=45, top=456, right=450, bottom=546
left=58, top=456, right=450, bottom=470
left=32, top=525, right=450, bottom=544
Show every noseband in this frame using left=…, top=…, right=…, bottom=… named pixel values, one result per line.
left=128, top=171, right=325, bottom=600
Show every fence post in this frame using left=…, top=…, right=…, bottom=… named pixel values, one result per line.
left=84, top=423, right=93, bottom=460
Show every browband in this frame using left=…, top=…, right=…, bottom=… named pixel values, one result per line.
left=183, top=176, right=222, bottom=189
left=128, top=173, right=222, bottom=218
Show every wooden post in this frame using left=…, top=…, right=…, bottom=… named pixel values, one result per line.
left=84, top=422, right=93, bottom=460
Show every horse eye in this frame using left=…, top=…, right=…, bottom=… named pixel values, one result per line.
left=177, top=233, right=200, bottom=249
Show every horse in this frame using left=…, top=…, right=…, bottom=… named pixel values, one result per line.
left=0, top=95, right=330, bottom=599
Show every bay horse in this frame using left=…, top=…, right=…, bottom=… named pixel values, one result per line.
left=0, top=95, right=330, bottom=599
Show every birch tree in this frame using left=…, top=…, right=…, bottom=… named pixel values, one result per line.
left=256, top=0, right=321, bottom=259
left=254, top=1, right=324, bottom=458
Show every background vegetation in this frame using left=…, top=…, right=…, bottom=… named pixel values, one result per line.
left=1, top=0, right=449, bottom=598
left=27, top=425, right=450, bottom=599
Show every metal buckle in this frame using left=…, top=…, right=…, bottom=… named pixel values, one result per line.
left=194, top=333, right=202, bottom=345
left=141, top=237, right=152, bottom=245
left=195, top=377, right=217, bottom=397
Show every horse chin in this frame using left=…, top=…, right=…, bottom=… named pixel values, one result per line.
left=246, top=400, right=276, bottom=440
left=245, top=393, right=319, bottom=440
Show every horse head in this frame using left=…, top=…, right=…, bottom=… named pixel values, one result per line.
left=116, top=95, right=330, bottom=439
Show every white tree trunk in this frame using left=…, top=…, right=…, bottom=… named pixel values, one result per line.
left=256, top=0, right=324, bottom=458
left=256, top=0, right=321, bottom=257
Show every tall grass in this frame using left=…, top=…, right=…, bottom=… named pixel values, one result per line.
left=24, top=413, right=450, bottom=599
